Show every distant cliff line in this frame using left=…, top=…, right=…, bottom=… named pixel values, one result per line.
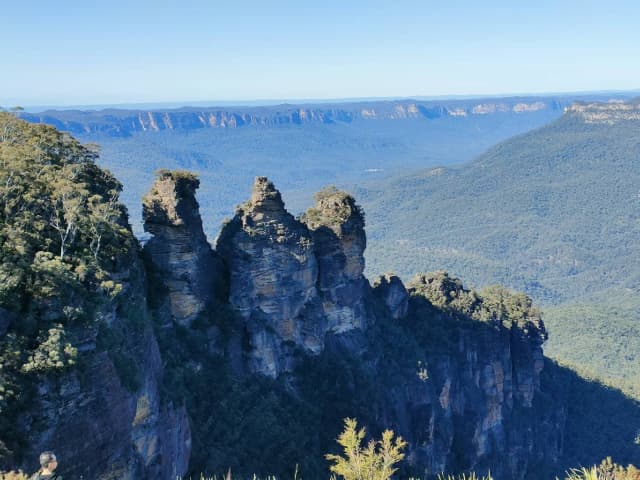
left=15, top=97, right=573, bottom=137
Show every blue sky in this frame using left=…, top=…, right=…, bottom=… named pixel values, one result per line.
left=2, top=0, right=639, bottom=106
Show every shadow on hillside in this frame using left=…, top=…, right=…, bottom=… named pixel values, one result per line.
left=543, top=359, right=640, bottom=472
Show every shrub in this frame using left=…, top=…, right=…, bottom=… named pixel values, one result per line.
left=562, top=458, right=640, bottom=480
left=0, top=471, right=28, bottom=480
left=326, top=418, right=406, bottom=480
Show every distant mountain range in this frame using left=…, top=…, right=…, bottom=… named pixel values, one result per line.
left=19, top=95, right=624, bottom=137
left=19, top=97, right=571, bottom=136
left=18, top=93, right=631, bottom=239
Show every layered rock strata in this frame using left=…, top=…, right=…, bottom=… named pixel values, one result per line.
left=143, top=170, right=225, bottom=327
left=17, top=253, right=190, bottom=479
left=216, top=177, right=321, bottom=376
left=303, top=187, right=370, bottom=333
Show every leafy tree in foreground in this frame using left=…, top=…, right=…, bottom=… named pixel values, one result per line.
left=326, top=418, right=406, bottom=480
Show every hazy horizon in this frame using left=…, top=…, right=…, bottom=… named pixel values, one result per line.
left=7, top=88, right=640, bottom=113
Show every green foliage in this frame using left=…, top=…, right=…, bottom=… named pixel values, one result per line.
left=0, top=112, right=140, bottom=460
left=361, top=113, right=640, bottom=306
left=302, top=186, right=364, bottom=229
left=157, top=168, right=200, bottom=182
left=408, top=272, right=480, bottom=316
left=358, top=111, right=640, bottom=401
left=408, top=271, right=545, bottom=338
left=562, top=458, right=640, bottom=480
left=326, top=418, right=406, bottom=480
left=21, top=324, right=77, bottom=373
left=543, top=289, right=640, bottom=400
left=437, top=473, right=494, bottom=480
left=542, top=360, right=640, bottom=473
left=0, top=112, right=133, bottom=318
left=0, top=471, right=28, bottom=480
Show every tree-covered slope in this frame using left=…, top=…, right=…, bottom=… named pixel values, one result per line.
left=360, top=101, right=640, bottom=304
left=543, top=289, right=640, bottom=399
left=357, top=100, right=640, bottom=399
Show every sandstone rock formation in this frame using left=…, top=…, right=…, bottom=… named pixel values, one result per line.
left=382, top=273, right=556, bottom=478
left=216, top=177, right=321, bottom=376
left=214, top=179, right=375, bottom=377
left=302, top=187, right=370, bottom=333
left=143, top=170, right=226, bottom=328
left=17, top=251, right=190, bottom=480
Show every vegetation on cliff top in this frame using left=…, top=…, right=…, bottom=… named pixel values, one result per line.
left=0, top=112, right=138, bottom=460
left=408, top=271, right=546, bottom=340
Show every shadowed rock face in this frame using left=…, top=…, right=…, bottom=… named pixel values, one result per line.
left=373, top=273, right=409, bottom=320
left=16, top=252, right=190, bottom=480
left=216, top=177, right=321, bottom=376
left=374, top=274, right=557, bottom=478
left=143, top=171, right=226, bottom=327
left=303, top=187, right=370, bottom=333
left=214, top=179, right=377, bottom=377
left=371, top=277, right=558, bottom=480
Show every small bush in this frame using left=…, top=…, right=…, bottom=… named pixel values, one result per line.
left=326, top=418, right=406, bottom=480
left=562, top=458, right=640, bottom=480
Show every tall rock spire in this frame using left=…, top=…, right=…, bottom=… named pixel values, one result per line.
left=216, top=177, right=320, bottom=377
left=302, top=186, right=370, bottom=333
left=143, top=170, right=226, bottom=327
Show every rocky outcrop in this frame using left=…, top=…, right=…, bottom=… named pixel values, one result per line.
left=216, top=177, right=321, bottom=376
left=373, top=273, right=409, bottom=320
left=303, top=187, right=370, bottom=333
left=214, top=179, right=375, bottom=377
left=16, top=255, right=190, bottom=480
left=374, top=274, right=558, bottom=479
left=143, top=170, right=226, bottom=328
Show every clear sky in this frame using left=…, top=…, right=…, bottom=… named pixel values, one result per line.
left=2, top=0, right=639, bottom=106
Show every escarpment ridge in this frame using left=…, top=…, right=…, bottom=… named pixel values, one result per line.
left=17, top=98, right=567, bottom=137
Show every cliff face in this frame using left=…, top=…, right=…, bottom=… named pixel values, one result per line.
left=0, top=114, right=190, bottom=480
left=18, top=98, right=565, bottom=137
left=142, top=170, right=226, bottom=328
left=369, top=274, right=560, bottom=479
left=213, top=179, right=374, bottom=377
left=15, top=247, right=190, bottom=480
left=567, top=99, right=640, bottom=123
left=303, top=187, right=369, bottom=334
